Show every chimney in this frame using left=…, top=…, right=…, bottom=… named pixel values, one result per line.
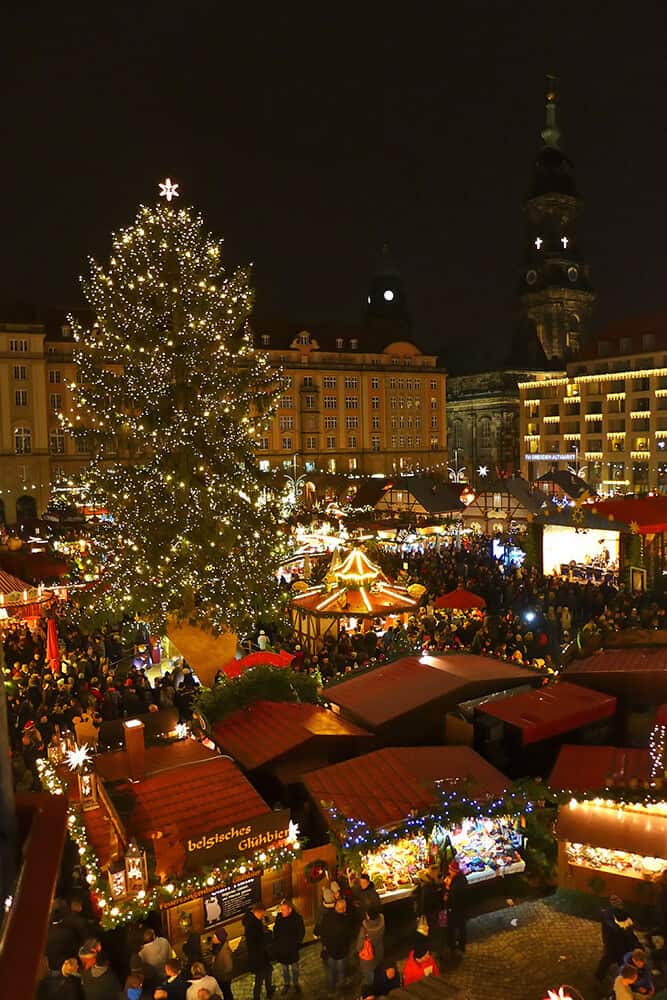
left=123, top=719, right=145, bottom=782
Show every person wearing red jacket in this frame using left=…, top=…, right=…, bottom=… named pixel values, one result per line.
left=402, top=939, right=440, bottom=986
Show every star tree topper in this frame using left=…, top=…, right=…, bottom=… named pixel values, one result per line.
left=159, top=177, right=180, bottom=202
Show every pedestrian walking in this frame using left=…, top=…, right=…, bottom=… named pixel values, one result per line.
left=595, top=896, right=640, bottom=982
left=444, top=860, right=468, bottom=953
left=318, top=898, right=355, bottom=998
left=242, top=903, right=274, bottom=1000
left=356, top=906, right=385, bottom=991
left=185, top=963, right=222, bottom=1000
left=272, top=898, right=305, bottom=994
left=210, top=929, right=234, bottom=1000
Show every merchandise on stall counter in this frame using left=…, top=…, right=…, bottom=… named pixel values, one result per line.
left=566, top=841, right=667, bottom=880
left=362, top=815, right=525, bottom=897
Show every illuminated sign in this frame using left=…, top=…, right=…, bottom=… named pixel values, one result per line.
left=185, top=809, right=292, bottom=866
left=524, top=453, right=576, bottom=462
left=203, top=874, right=261, bottom=926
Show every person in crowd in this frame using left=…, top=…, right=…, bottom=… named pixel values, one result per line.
left=595, top=897, right=640, bottom=981
left=417, top=869, right=445, bottom=953
left=369, top=960, right=401, bottom=996
left=46, top=900, right=81, bottom=973
left=351, top=873, right=381, bottom=916
left=356, top=905, right=385, bottom=992
left=139, top=928, right=172, bottom=984
left=613, top=963, right=639, bottom=1000
left=402, top=939, right=440, bottom=986
left=209, top=929, right=234, bottom=1000
left=123, top=972, right=148, bottom=1000
left=81, top=952, right=121, bottom=1000
left=63, top=897, right=96, bottom=945
left=185, top=962, right=222, bottom=1000
left=318, top=897, right=355, bottom=997
left=272, top=897, right=305, bottom=994
left=445, top=860, right=468, bottom=953
left=314, top=887, right=335, bottom=935
left=242, top=903, right=274, bottom=1000
left=621, top=948, right=654, bottom=996
left=53, top=958, right=85, bottom=1000
left=154, top=959, right=187, bottom=1000
left=78, top=939, right=102, bottom=975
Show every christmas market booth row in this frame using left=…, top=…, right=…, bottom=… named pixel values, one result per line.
left=38, top=714, right=335, bottom=949
left=549, top=744, right=667, bottom=904
left=302, top=746, right=527, bottom=901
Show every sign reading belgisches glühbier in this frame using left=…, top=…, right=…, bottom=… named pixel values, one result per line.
left=185, top=808, right=292, bottom=867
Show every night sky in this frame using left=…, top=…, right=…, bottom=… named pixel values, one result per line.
left=5, top=5, right=667, bottom=369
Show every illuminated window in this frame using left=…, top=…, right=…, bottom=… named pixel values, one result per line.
left=9, top=339, right=29, bottom=353
left=345, top=395, right=358, bottom=409
left=372, top=396, right=380, bottom=409
left=49, top=428, right=65, bottom=454
left=348, top=435, right=357, bottom=448
left=323, top=395, right=337, bottom=409
left=14, top=427, right=31, bottom=454
left=323, top=376, right=336, bottom=388
left=371, top=377, right=379, bottom=389
left=344, top=376, right=358, bottom=389
left=345, top=416, right=359, bottom=430
left=324, top=416, right=337, bottom=429
left=371, top=435, right=380, bottom=451
left=281, top=436, right=292, bottom=450
left=305, top=436, right=316, bottom=450
left=326, top=435, right=336, bottom=449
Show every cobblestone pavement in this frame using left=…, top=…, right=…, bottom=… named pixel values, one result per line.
left=228, top=894, right=663, bottom=1000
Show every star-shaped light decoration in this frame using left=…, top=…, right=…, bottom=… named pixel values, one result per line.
left=65, top=743, right=92, bottom=772
left=287, top=819, right=301, bottom=847
left=571, top=505, right=585, bottom=525
left=477, top=465, right=489, bottom=478
left=629, top=520, right=640, bottom=534
left=159, top=177, right=180, bottom=203
left=545, top=988, right=576, bottom=1000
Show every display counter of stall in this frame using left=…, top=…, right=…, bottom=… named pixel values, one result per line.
left=302, top=746, right=526, bottom=902
left=549, top=744, right=667, bottom=904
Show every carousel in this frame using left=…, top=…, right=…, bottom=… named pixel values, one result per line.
left=289, top=547, right=421, bottom=652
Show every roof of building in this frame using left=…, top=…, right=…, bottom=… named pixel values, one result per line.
left=303, top=745, right=508, bottom=832
left=565, top=646, right=667, bottom=677
left=94, top=736, right=217, bottom=782
left=327, top=654, right=532, bottom=729
left=351, top=477, right=464, bottom=514
left=477, top=682, right=616, bottom=745
left=579, top=312, right=667, bottom=361
left=471, top=478, right=545, bottom=513
left=250, top=320, right=430, bottom=357
left=536, top=470, right=590, bottom=499
left=211, top=701, right=370, bottom=771
left=107, top=751, right=271, bottom=848
left=590, top=496, right=667, bottom=534
left=0, top=569, right=32, bottom=595
left=549, top=744, right=652, bottom=793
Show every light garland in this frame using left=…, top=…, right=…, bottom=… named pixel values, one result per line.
left=36, top=758, right=300, bottom=929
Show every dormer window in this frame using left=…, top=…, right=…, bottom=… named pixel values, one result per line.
left=335, top=338, right=344, bottom=349
left=298, top=332, right=309, bottom=346
left=350, top=339, right=358, bottom=350
left=261, top=334, right=270, bottom=346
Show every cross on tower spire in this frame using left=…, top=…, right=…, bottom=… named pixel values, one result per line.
left=541, top=74, right=561, bottom=149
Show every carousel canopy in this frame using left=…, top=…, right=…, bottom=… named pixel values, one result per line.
left=290, top=546, right=416, bottom=618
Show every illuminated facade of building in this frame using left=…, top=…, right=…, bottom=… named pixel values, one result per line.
left=519, top=317, right=667, bottom=495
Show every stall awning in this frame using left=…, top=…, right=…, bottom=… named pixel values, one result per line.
left=211, top=701, right=370, bottom=771
left=549, top=744, right=651, bottom=794
left=303, top=745, right=509, bottom=832
left=557, top=801, right=667, bottom=859
left=478, top=682, right=616, bottom=745
left=327, top=654, right=533, bottom=729
left=592, top=496, right=667, bottom=534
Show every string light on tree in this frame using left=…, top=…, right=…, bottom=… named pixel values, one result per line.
left=158, top=177, right=179, bottom=202
left=63, top=183, right=285, bottom=636
left=649, top=705, right=667, bottom=778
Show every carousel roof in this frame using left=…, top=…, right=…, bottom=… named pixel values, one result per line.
left=291, top=546, right=416, bottom=617
left=0, top=569, right=32, bottom=595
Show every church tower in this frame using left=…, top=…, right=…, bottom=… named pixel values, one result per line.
left=517, top=77, right=595, bottom=361
left=366, top=244, right=410, bottom=335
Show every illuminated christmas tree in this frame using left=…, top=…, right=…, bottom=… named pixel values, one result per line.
left=65, top=181, right=283, bottom=636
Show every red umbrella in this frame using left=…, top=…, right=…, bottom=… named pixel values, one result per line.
left=434, top=587, right=486, bottom=610
left=221, top=649, right=295, bottom=680
left=46, top=617, right=60, bottom=673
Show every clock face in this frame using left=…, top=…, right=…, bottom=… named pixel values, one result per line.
left=383, top=289, right=395, bottom=302
left=525, top=269, right=538, bottom=286
left=567, top=266, right=578, bottom=283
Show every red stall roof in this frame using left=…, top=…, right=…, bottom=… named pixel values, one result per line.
left=211, top=700, right=370, bottom=771
left=567, top=647, right=667, bottom=676
left=549, top=744, right=652, bottom=793
left=591, top=496, right=667, bottom=534
left=477, top=682, right=616, bottom=745
left=303, top=745, right=508, bottom=832
left=327, top=654, right=532, bottom=729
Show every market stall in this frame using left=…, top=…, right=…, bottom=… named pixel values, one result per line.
left=302, top=746, right=527, bottom=901
left=549, top=744, right=667, bottom=904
